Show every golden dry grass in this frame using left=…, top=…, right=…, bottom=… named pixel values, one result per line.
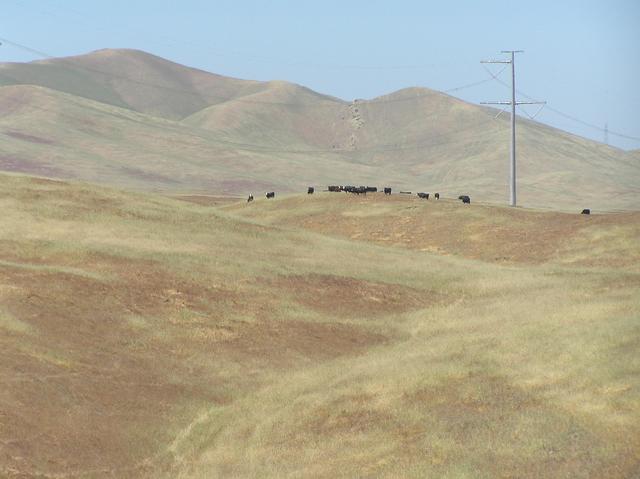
left=225, top=192, right=640, bottom=269
left=1, top=174, right=638, bottom=478
left=2, top=49, right=639, bottom=211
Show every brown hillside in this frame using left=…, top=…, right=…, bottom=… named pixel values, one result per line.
left=1, top=174, right=639, bottom=478
left=0, top=48, right=265, bottom=119
left=225, top=192, right=640, bottom=268
left=0, top=50, right=638, bottom=211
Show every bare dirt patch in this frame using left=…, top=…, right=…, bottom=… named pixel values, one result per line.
left=0, top=249, right=396, bottom=477
left=261, top=195, right=640, bottom=266
left=260, top=273, right=437, bottom=317
left=0, top=252, right=242, bottom=477
left=225, top=319, right=387, bottom=367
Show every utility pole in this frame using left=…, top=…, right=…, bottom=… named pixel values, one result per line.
left=481, top=51, right=545, bottom=207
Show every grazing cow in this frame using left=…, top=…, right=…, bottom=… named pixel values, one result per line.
left=365, top=186, right=378, bottom=193
left=349, top=186, right=367, bottom=195
left=266, top=191, right=275, bottom=199
left=247, top=194, right=254, bottom=203
left=328, top=185, right=341, bottom=192
left=581, top=209, right=590, bottom=215
left=308, top=187, right=314, bottom=194
left=343, top=186, right=366, bottom=195
left=384, top=187, right=392, bottom=195
left=434, top=193, right=440, bottom=200
left=417, top=192, right=429, bottom=199
left=458, top=195, right=470, bottom=204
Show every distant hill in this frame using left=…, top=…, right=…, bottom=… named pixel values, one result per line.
left=1, top=49, right=638, bottom=211
left=182, top=81, right=346, bottom=148
left=0, top=84, right=401, bottom=194
left=0, top=48, right=265, bottom=119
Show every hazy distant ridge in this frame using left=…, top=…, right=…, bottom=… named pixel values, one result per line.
left=0, top=48, right=638, bottom=211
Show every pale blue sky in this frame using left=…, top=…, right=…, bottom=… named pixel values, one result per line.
left=3, top=0, right=639, bottom=149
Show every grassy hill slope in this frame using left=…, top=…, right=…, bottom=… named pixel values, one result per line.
left=182, top=81, right=346, bottom=148
left=1, top=173, right=639, bottom=478
left=0, top=48, right=265, bottom=119
left=1, top=50, right=638, bottom=211
left=0, top=84, right=405, bottom=194
left=224, top=191, right=640, bottom=269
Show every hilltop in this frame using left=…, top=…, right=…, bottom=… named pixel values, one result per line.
left=224, top=191, right=640, bottom=269
left=1, top=49, right=638, bottom=210
left=0, top=48, right=265, bottom=119
left=1, top=173, right=638, bottom=477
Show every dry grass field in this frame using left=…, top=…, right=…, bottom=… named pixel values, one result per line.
left=1, top=174, right=639, bottom=478
left=2, top=49, right=639, bottom=211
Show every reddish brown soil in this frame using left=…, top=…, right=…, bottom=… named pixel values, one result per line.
left=0, top=247, right=390, bottom=477
left=264, top=194, right=640, bottom=266
left=260, top=273, right=440, bottom=317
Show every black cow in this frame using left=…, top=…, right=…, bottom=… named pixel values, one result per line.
left=328, top=185, right=341, bottom=192
left=434, top=193, right=440, bottom=200
left=365, top=186, right=378, bottom=193
left=417, top=192, right=429, bottom=199
left=266, top=192, right=275, bottom=199
left=384, top=187, right=392, bottom=195
left=247, top=194, right=254, bottom=203
left=458, top=195, right=470, bottom=204
left=348, top=186, right=367, bottom=195
left=308, top=187, right=315, bottom=194
left=581, top=209, right=590, bottom=215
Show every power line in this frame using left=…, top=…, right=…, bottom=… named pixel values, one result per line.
left=481, top=51, right=545, bottom=207
left=487, top=73, right=640, bottom=143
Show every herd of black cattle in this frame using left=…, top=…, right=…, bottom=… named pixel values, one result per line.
left=249, top=186, right=469, bottom=204
left=248, top=187, right=591, bottom=214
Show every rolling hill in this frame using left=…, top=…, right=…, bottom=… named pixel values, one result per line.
left=1, top=173, right=638, bottom=477
left=0, top=48, right=265, bottom=119
left=0, top=49, right=638, bottom=211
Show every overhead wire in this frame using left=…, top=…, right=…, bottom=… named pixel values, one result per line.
left=0, top=35, right=510, bottom=155
left=487, top=73, right=640, bottom=143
